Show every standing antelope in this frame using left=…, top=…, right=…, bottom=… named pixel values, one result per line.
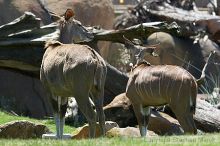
left=125, top=51, right=215, bottom=137
left=40, top=9, right=107, bottom=138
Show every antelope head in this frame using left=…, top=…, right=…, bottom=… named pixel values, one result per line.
left=123, top=35, right=159, bottom=65
left=58, top=9, right=94, bottom=44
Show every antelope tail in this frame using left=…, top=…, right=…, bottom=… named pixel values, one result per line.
left=196, top=51, right=215, bottom=85
left=92, top=50, right=106, bottom=91
left=94, top=65, right=104, bottom=90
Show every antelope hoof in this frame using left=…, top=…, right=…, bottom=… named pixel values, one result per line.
left=42, top=133, right=72, bottom=139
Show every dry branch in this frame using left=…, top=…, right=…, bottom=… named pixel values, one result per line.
left=91, top=22, right=180, bottom=43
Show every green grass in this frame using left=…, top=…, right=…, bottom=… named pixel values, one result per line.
left=0, top=110, right=220, bottom=146
left=0, top=110, right=75, bottom=133
left=0, top=135, right=219, bottom=146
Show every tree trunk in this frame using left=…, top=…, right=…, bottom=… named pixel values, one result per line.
left=194, top=99, right=220, bottom=132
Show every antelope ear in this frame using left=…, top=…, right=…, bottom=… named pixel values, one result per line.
left=65, top=9, right=74, bottom=21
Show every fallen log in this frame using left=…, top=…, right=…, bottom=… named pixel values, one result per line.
left=0, top=12, right=41, bottom=38
left=194, top=99, right=220, bottom=132
left=91, top=21, right=180, bottom=43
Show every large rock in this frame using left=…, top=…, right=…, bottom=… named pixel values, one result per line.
left=104, top=93, right=136, bottom=127
left=72, top=121, right=119, bottom=139
left=0, top=120, right=51, bottom=139
left=0, top=69, right=52, bottom=118
left=148, top=111, right=183, bottom=135
left=106, top=127, right=157, bottom=138
left=0, top=0, right=52, bottom=25
left=46, top=0, right=114, bottom=29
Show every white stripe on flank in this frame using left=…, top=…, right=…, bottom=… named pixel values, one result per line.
left=190, top=94, right=193, bottom=107
left=139, top=71, right=146, bottom=98
left=144, top=81, right=149, bottom=98
left=160, top=66, right=167, bottom=97
left=177, top=71, right=184, bottom=97
left=189, top=81, right=193, bottom=108
left=149, top=74, right=154, bottom=97
left=135, top=74, right=143, bottom=98
left=134, top=79, right=139, bottom=97
left=143, top=72, right=150, bottom=97
left=137, top=75, right=143, bottom=98
left=165, top=66, right=171, bottom=99
left=174, top=66, right=183, bottom=101
left=169, top=66, right=180, bottom=103
left=158, top=67, right=163, bottom=97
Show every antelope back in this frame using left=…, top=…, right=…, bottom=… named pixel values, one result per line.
left=127, top=64, right=197, bottom=105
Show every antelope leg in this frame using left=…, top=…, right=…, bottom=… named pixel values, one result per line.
left=54, top=113, right=65, bottom=139
left=55, top=96, right=63, bottom=139
left=54, top=113, right=61, bottom=138
left=133, top=104, right=150, bottom=137
left=91, top=90, right=106, bottom=136
left=141, top=106, right=151, bottom=137
left=60, top=116, right=65, bottom=138
left=75, top=94, right=97, bottom=138
left=171, top=105, right=197, bottom=134
left=175, top=114, right=197, bottom=134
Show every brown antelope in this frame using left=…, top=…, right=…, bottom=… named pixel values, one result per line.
left=40, top=9, right=107, bottom=138
left=125, top=51, right=215, bottom=137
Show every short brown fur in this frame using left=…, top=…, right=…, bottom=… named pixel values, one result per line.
left=125, top=51, right=214, bottom=137
left=40, top=9, right=107, bottom=139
